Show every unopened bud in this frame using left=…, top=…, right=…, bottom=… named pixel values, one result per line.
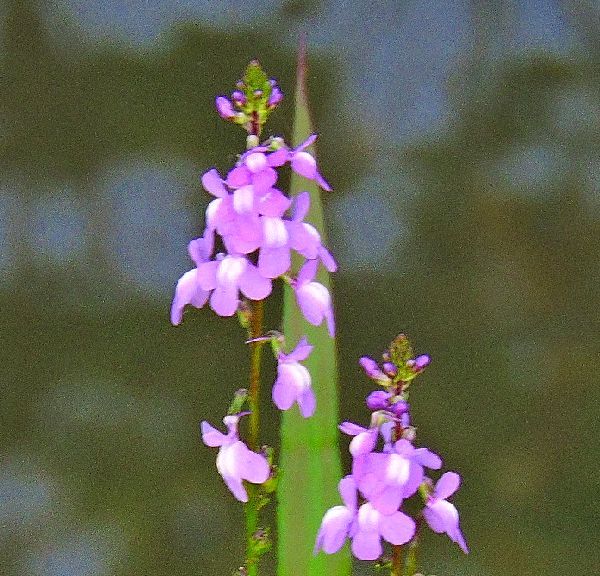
left=215, top=96, right=235, bottom=119
left=388, top=399, right=409, bottom=417
left=382, top=362, right=398, bottom=377
left=232, top=90, right=246, bottom=106
left=366, top=390, right=391, bottom=411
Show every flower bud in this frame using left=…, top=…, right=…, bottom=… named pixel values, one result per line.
left=388, top=399, right=409, bottom=417
left=215, top=96, right=235, bottom=119
left=232, top=90, right=246, bottom=106
left=268, top=86, right=283, bottom=107
left=359, top=356, right=390, bottom=385
left=382, top=362, right=398, bottom=377
left=366, top=390, right=391, bottom=411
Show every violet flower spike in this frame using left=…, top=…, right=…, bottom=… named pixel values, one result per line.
left=201, top=414, right=270, bottom=503
left=292, top=259, right=335, bottom=337
left=423, top=472, right=469, bottom=554
left=272, top=336, right=316, bottom=417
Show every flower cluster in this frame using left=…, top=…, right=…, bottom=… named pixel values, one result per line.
left=178, top=64, right=334, bottom=505
left=315, top=335, right=468, bottom=561
left=170, top=133, right=335, bottom=334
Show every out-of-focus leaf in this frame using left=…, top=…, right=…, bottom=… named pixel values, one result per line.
left=277, top=41, right=351, bottom=576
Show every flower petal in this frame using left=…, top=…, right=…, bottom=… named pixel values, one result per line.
left=434, top=471, right=461, bottom=500
left=258, top=246, right=291, bottom=279
left=170, top=268, right=209, bottom=325
left=252, top=167, right=277, bottom=194
left=351, top=527, right=382, bottom=561
left=314, top=506, right=353, bottom=554
left=239, top=262, right=272, bottom=300
left=284, top=336, right=313, bottom=362
left=338, top=476, right=357, bottom=511
left=233, top=185, right=255, bottom=214
left=267, top=148, right=289, bottom=167
left=227, top=166, right=251, bottom=188
left=202, top=168, right=228, bottom=197
left=379, top=510, right=415, bottom=545
left=200, top=421, right=227, bottom=447
left=210, top=286, right=239, bottom=316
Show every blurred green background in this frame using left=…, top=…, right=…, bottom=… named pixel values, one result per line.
left=1, top=1, right=599, bottom=575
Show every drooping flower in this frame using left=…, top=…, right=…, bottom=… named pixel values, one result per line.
left=292, top=260, right=335, bottom=336
left=289, top=134, right=332, bottom=191
left=201, top=413, right=270, bottom=502
left=314, top=476, right=416, bottom=561
left=423, top=472, right=469, bottom=554
left=170, top=236, right=213, bottom=325
left=272, top=336, right=315, bottom=417
left=314, top=476, right=357, bottom=555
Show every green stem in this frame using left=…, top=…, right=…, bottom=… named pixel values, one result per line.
left=245, top=300, right=264, bottom=576
left=247, top=299, right=263, bottom=451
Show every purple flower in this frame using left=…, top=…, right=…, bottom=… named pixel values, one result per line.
left=226, top=149, right=282, bottom=195
left=314, top=476, right=415, bottom=561
left=289, top=135, right=332, bottom=191
left=196, top=253, right=271, bottom=316
left=272, top=336, right=315, bottom=417
left=170, top=237, right=213, bottom=325
left=339, top=421, right=379, bottom=456
left=423, top=472, right=469, bottom=554
left=257, top=193, right=337, bottom=279
left=352, top=439, right=442, bottom=515
left=314, top=476, right=357, bottom=555
left=293, top=260, right=335, bottom=336
left=201, top=413, right=270, bottom=502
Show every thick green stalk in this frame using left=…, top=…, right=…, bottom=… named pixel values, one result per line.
left=277, top=41, right=350, bottom=576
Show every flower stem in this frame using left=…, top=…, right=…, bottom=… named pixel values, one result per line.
left=245, top=299, right=264, bottom=576
left=391, top=380, right=406, bottom=576
left=391, top=545, right=403, bottom=576
left=247, top=299, right=264, bottom=451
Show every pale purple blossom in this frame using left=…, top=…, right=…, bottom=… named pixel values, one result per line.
left=292, top=260, right=335, bottom=336
left=352, top=439, right=441, bottom=515
left=196, top=253, right=271, bottom=316
left=201, top=413, right=270, bottom=502
left=171, top=237, right=213, bottom=325
left=314, top=476, right=415, bottom=561
left=423, top=472, right=469, bottom=554
left=339, top=421, right=380, bottom=456
left=272, top=336, right=315, bottom=417
left=289, top=135, right=332, bottom=191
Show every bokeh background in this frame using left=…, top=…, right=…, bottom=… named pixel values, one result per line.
left=1, top=1, right=599, bottom=575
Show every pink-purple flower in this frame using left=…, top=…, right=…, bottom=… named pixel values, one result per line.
left=423, top=472, right=469, bottom=554
left=292, top=260, right=335, bottom=336
left=201, top=413, right=270, bottom=502
left=314, top=476, right=416, bottom=561
left=170, top=237, right=213, bottom=325
left=272, top=336, right=315, bottom=417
